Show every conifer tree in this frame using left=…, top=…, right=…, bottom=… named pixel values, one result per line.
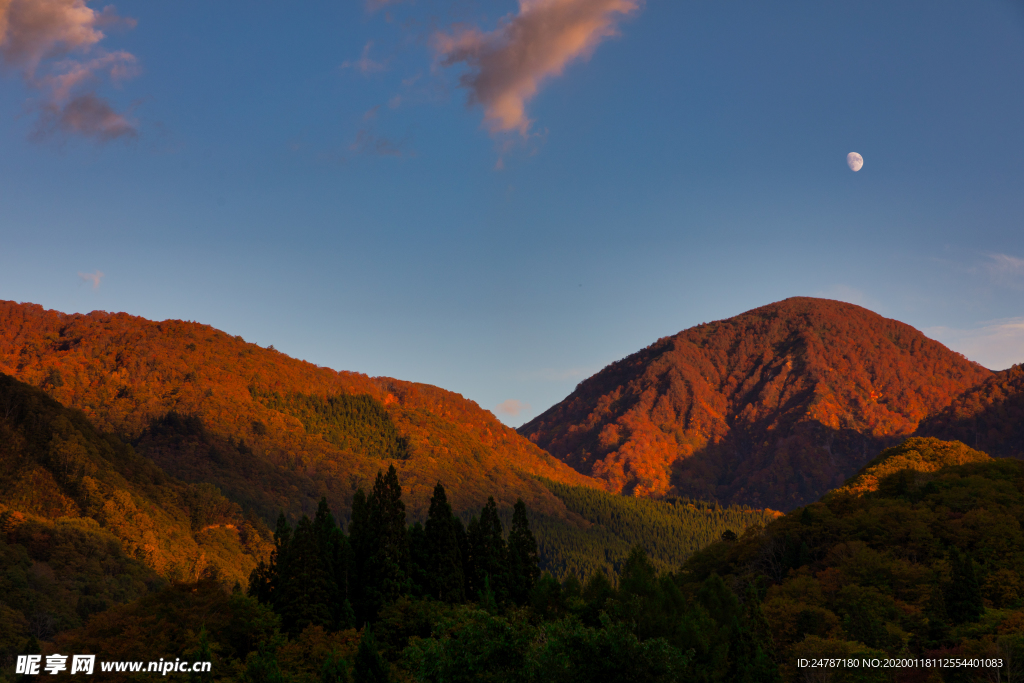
left=248, top=512, right=291, bottom=607
left=361, top=466, right=409, bottom=620
left=424, top=482, right=465, bottom=603
left=313, top=497, right=353, bottom=629
left=353, top=629, right=389, bottom=683
left=348, top=488, right=372, bottom=624
left=279, top=516, right=332, bottom=634
left=321, top=651, right=350, bottom=683
left=188, top=627, right=213, bottom=683
left=467, top=497, right=508, bottom=603
left=506, top=499, right=540, bottom=606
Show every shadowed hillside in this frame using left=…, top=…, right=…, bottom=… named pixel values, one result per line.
left=918, top=363, right=1024, bottom=459
left=0, top=301, right=599, bottom=526
left=520, top=297, right=991, bottom=510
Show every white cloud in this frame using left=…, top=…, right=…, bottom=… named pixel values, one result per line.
left=925, top=318, right=1024, bottom=371
left=78, top=270, right=103, bottom=288
left=495, top=398, right=530, bottom=417
left=984, top=253, right=1024, bottom=288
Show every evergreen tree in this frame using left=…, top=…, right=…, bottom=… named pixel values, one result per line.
left=349, top=488, right=372, bottom=624
left=506, top=499, right=540, bottom=606
left=188, top=627, right=213, bottom=683
left=353, top=629, right=389, bottom=683
left=321, top=651, right=350, bottom=683
left=361, top=466, right=409, bottom=620
left=467, top=497, right=508, bottom=603
left=278, top=516, right=332, bottom=634
left=424, top=482, right=465, bottom=603
left=407, top=522, right=431, bottom=597
left=313, top=497, right=353, bottom=629
left=242, top=645, right=285, bottom=683
left=249, top=512, right=291, bottom=608
left=946, top=548, right=983, bottom=624
left=924, top=584, right=951, bottom=648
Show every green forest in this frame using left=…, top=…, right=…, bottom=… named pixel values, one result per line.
left=13, top=438, right=1021, bottom=682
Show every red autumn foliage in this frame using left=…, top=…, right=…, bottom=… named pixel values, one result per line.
left=918, top=363, right=1024, bottom=458
left=519, top=297, right=992, bottom=511
left=0, top=300, right=599, bottom=522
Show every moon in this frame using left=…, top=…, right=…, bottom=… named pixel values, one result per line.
left=847, top=152, right=864, bottom=172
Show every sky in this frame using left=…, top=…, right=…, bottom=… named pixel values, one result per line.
left=1, top=0, right=1024, bottom=427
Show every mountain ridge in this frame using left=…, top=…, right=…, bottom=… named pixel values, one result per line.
left=519, top=297, right=993, bottom=510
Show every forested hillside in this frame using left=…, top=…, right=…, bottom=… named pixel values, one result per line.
left=41, top=437, right=1024, bottom=683
left=0, top=372, right=271, bottom=663
left=919, top=363, right=1024, bottom=459
left=520, top=297, right=991, bottom=510
left=682, top=438, right=1024, bottom=682
left=0, top=300, right=597, bottom=526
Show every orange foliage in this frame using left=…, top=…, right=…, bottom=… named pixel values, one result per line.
left=519, top=297, right=992, bottom=511
left=0, top=300, right=601, bottom=524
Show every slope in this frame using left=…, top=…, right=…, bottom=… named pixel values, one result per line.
left=519, top=297, right=991, bottom=510
left=0, top=300, right=598, bottom=527
left=918, top=362, right=1024, bottom=459
left=682, top=439, right=1024, bottom=681
left=0, top=372, right=273, bottom=658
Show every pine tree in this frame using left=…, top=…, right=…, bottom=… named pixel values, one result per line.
left=361, top=466, right=409, bottom=620
left=278, top=516, right=332, bottom=634
left=468, top=497, right=508, bottom=603
left=313, top=497, right=353, bottom=629
left=349, top=488, right=372, bottom=624
left=506, top=499, right=540, bottom=606
left=424, top=482, right=465, bottom=603
left=249, top=512, right=291, bottom=608
left=353, top=629, right=389, bottom=683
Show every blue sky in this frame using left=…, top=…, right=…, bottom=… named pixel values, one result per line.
left=2, top=0, right=1023, bottom=426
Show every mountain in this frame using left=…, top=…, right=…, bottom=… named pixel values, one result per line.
left=0, top=372, right=271, bottom=649
left=0, top=300, right=597, bottom=527
left=918, top=363, right=1024, bottom=458
left=519, top=297, right=992, bottom=511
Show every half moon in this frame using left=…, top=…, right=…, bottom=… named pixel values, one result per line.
left=847, top=152, right=864, bottom=172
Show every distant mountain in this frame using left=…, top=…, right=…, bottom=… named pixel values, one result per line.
left=0, top=301, right=597, bottom=527
left=917, top=363, right=1024, bottom=458
left=519, top=297, right=992, bottom=511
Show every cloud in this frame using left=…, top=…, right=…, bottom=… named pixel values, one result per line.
left=34, top=92, right=135, bottom=140
left=341, top=41, right=387, bottom=75
left=925, top=318, right=1024, bottom=371
left=77, top=269, right=103, bottom=289
left=434, top=0, right=641, bottom=135
left=984, top=253, right=1024, bottom=288
left=350, top=127, right=405, bottom=157
left=495, top=399, right=531, bottom=417
left=0, top=0, right=139, bottom=141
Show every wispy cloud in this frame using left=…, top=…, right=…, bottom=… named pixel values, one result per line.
left=0, top=0, right=139, bottom=141
left=434, top=0, right=641, bottom=135
left=341, top=41, right=387, bottom=75
left=78, top=270, right=103, bottom=289
left=925, top=318, right=1024, bottom=371
left=495, top=399, right=531, bottom=417
left=984, top=253, right=1024, bottom=288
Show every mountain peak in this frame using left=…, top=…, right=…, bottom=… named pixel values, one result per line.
left=520, top=297, right=991, bottom=510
